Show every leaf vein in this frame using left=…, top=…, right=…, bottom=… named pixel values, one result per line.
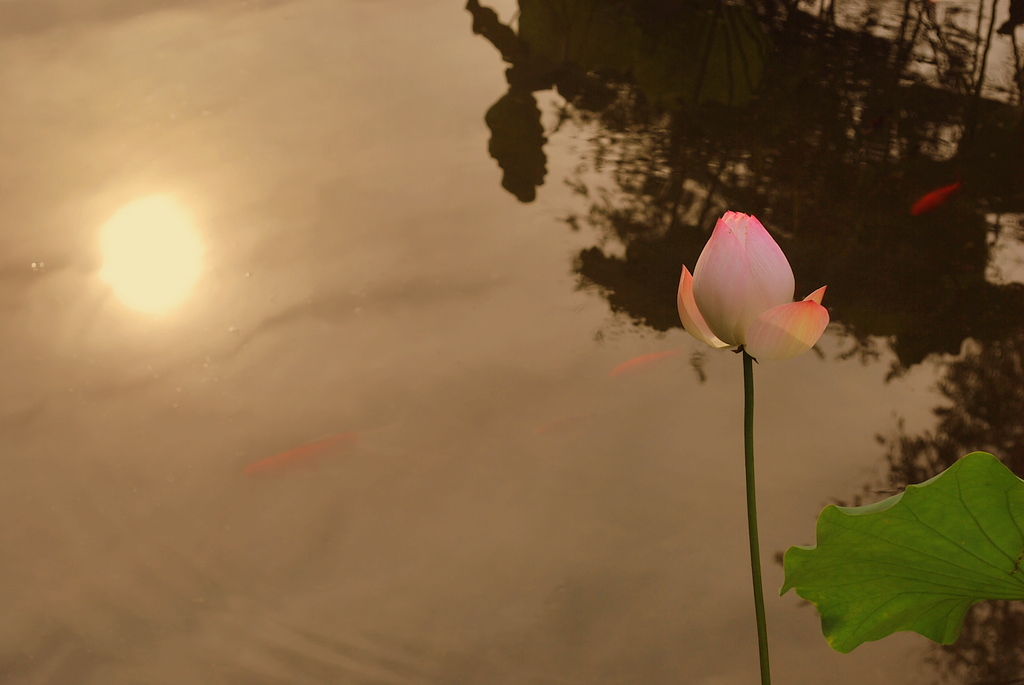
left=828, top=516, right=1011, bottom=581
left=953, top=470, right=1019, bottom=567
left=900, top=505, right=1013, bottom=577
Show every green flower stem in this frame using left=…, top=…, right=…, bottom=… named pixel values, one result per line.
left=743, top=349, right=771, bottom=685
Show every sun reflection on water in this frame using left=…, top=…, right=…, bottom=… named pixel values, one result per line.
left=99, top=195, right=204, bottom=315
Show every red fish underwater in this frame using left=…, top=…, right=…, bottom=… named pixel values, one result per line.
left=243, top=431, right=358, bottom=476
left=911, top=179, right=962, bottom=215
left=609, top=349, right=682, bottom=377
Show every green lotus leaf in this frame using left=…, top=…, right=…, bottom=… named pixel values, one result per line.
left=782, top=452, right=1024, bottom=653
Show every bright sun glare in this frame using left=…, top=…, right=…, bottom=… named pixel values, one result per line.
left=99, top=195, right=203, bottom=315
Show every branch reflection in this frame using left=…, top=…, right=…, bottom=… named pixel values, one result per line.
left=879, top=333, right=1024, bottom=683
left=468, top=0, right=1024, bottom=370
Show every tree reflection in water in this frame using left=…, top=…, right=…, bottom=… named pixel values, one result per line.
left=880, top=334, right=1024, bottom=684
left=468, top=0, right=1024, bottom=367
left=468, top=0, right=1024, bottom=681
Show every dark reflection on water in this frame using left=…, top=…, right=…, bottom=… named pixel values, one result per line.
left=877, top=334, right=1024, bottom=683
left=471, top=0, right=1024, bottom=367
left=471, top=0, right=1024, bottom=682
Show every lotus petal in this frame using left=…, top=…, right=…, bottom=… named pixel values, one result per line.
left=804, top=285, right=827, bottom=305
left=693, top=212, right=795, bottom=345
left=678, top=267, right=731, bottom=349
left=745, top=297, right=830, bottom=361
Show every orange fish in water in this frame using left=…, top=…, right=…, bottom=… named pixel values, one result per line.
left=609, top=349, right=682, bottom=377
left=243, top=431, right=358, bottom=476
left=911, top=179, right=962, bottom=216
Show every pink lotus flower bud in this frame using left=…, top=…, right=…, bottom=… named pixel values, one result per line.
left=677, top=212, right=829, bottom=361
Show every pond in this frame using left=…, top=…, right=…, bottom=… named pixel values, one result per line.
left=1, top=0, right=1023, bottom=682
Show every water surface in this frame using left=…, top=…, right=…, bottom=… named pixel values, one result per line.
left=2, top=0, right=1023, bottom=682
